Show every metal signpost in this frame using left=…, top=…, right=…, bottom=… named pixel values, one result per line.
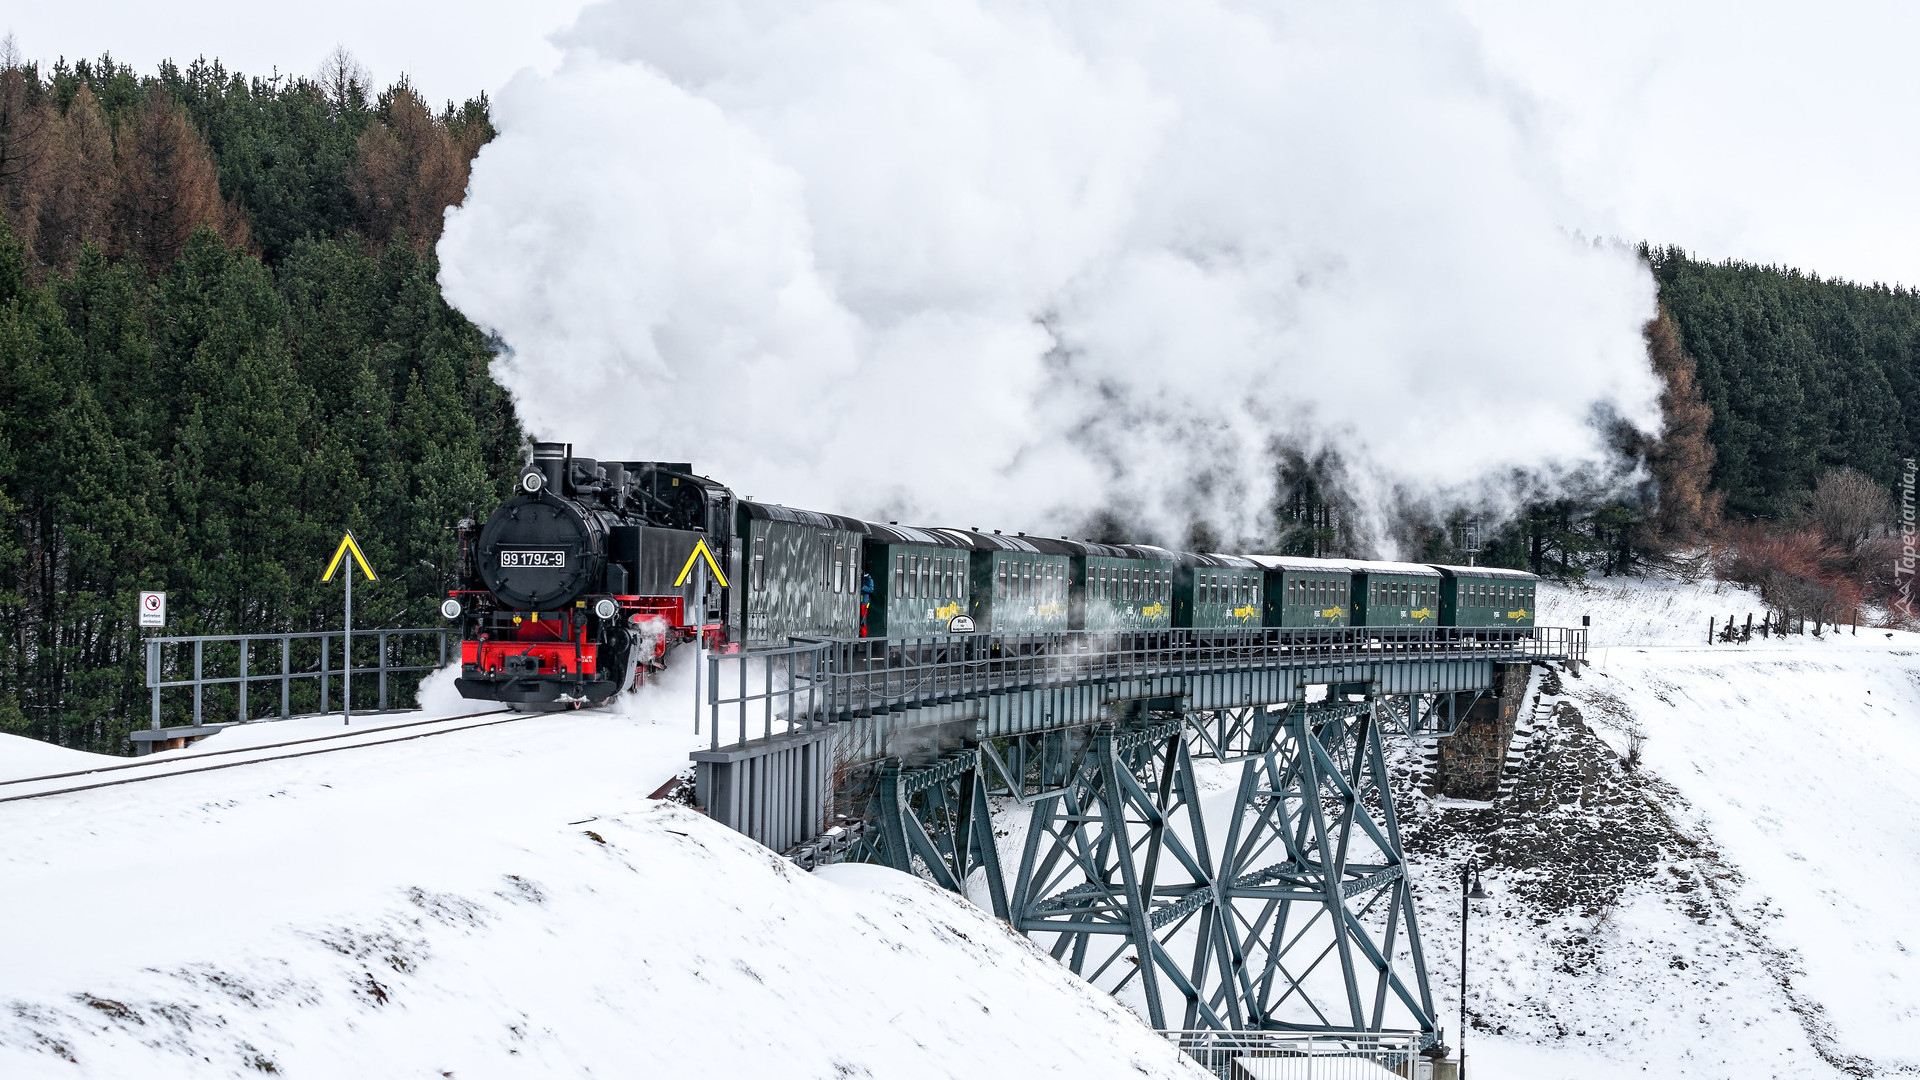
left=675, top=539, right=729, bottom=735
left=322, top=532, right=378, bottom=725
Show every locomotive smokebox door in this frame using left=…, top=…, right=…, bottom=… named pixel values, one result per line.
left=478, top=499, right=596, bottom=610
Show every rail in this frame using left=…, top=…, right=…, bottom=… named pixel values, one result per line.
left=1161, top=1029, right=1428, bottom=1079
left=144, top=629, right=456, bottom=732
left=704, top=625, right=1585, bottom=751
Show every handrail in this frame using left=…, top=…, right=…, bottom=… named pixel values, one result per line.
left=703, top=625, right=1584, bottom=751
left=1160, top=1028, right=1429, bottom=1079
left=144, top=628, right=456, bottom=732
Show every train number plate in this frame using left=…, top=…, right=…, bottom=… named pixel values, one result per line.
left=500, top=550, right=566, bottom=569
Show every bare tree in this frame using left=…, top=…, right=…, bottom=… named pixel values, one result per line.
left=317, top=45, right=372, bottom=116
left=1798, top=467, right=1892, bottom=555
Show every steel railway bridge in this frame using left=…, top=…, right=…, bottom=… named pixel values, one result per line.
left=691, top=625, right=1584, bottom=1047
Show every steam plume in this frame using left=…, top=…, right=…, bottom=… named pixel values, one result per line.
left=438, top=0, right=1663, bottom=552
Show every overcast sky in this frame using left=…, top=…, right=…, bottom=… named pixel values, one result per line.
left=8, top=0, right=1920, bottom=287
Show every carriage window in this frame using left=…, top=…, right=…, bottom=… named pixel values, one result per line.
left=894, top=554, right=906, bottom=599
left=921, top=555, right=932, bottom=598
left=996, top=562, right=1006, bottom=599
left=752, top=533, right=767, bottom=592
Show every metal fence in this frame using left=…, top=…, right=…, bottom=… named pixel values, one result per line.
left=703, top=625, right=1586, bottom=751
left=1162, top=1030, right=1429, bottom=1080
left=144, top=628, right=456, bottom=731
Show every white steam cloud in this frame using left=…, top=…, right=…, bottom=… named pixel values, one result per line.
left=438, top=0, right=1662, bottom=552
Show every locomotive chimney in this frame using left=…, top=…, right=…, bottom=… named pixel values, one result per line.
left=532, top=442, right=567, bottom=492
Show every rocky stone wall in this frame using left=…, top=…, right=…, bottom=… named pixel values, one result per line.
left=1429, top=662, right=1531, bottom=800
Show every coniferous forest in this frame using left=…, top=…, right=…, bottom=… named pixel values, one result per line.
left=0, top=55, right=521, bottom=750
left=1, top=53, right=1916, bottom=752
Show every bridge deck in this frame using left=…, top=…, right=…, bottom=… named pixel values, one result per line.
left=699, top=625, right=1583, bottom=761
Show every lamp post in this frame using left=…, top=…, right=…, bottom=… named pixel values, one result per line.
left=1459, top=860, right=1489, bottom=1080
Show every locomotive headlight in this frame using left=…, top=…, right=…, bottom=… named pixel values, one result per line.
left=594, top=598, right=619, bottom=619
left=440, top=598, right=463, bottom=620
left=520, top=469, right=544, bottom=494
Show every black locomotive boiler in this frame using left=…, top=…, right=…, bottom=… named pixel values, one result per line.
left=448, top=442, right=733, bottom=708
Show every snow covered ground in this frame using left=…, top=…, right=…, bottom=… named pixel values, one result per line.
left=1415, top=573, right=1920, bottom=1079
left=0, top=663, right=1201, bottom=1078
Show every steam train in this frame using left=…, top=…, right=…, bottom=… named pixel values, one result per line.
left=447, top=443, right=1540, bottom=709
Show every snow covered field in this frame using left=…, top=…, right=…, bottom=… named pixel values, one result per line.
left=0, top=665, right=1200, bottom=1078
left=1420, top=575, right=1920, bottom=1079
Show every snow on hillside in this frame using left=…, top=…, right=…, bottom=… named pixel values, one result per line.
left=1404, top=571, right=1920, bottom=1079
left=0, top=664, right=1201, bottom=1079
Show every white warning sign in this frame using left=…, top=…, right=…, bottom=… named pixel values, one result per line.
left=138, top=591, right=166, bottom=629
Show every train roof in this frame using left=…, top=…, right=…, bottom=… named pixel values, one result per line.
left=1429, top=564, right=1540, bottom=581
left=926, top=528, right=1050, bottom=554
left=738, top=501, right=870, bottom=533
left=1342, top=559, right=1444, bottom=578
left=1240, top=555, right=1363, bottom=574
left=1111, top=544, right=1181, bottom=564
left=1178, top=552, right=1264, bottom=570
left=860, top=521, right=969, bottom=548
left=1019, top=536, right=1137, bottom=559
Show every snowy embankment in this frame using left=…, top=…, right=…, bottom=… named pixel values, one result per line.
left=0, top=665, right=1200, bottom=1078
left=1406, top=572, right=1920, bottom=1080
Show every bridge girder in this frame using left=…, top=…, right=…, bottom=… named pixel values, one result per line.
left=852, top=698, right=1440, bottom=1041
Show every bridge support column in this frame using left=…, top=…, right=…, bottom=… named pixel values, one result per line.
left=1429, top=662, right=1531, bottom=800
left=997, top=704, right=1439, bottom=1041
left=856, top=750, right=1009, bottom=920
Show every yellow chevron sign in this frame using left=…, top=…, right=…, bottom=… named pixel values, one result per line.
left=321, top=531, right=377, bottom=582
left=674, top=538, right=729, bottom=588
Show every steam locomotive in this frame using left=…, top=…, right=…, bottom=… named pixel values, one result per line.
left=448, top=443, right=1539, bottom=709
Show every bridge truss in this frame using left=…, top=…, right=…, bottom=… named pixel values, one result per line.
left=852, top=698, right=1437, bottom=1038
left=693, top=626, right=1578, bottom=1043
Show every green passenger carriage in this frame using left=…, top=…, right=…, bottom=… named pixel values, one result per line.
left=1435, top=565, right=1539, bottom=629
left=1244, top=556, right=1353, bottom=628
left=861, top=523, right=973, bottom=637
left=738, top=502, right=866, bottom=647
left=930, top=530, right=1073, bottom=634
left=1013, top=538, right=1177, bottom=631
left=1347, top=560, right=1443, bottom=629
left=1174, top=552, right=1264, bottom=628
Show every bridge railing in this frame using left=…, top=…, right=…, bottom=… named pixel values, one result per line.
left=704, top=625, right=1584, bottom=750
left=145, top=629, right=455, bottom=734
left=1161, top=1028, right=1428, bottom=1079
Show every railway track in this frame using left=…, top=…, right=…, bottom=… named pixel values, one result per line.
left=0, top=708, right=524, bottom=804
